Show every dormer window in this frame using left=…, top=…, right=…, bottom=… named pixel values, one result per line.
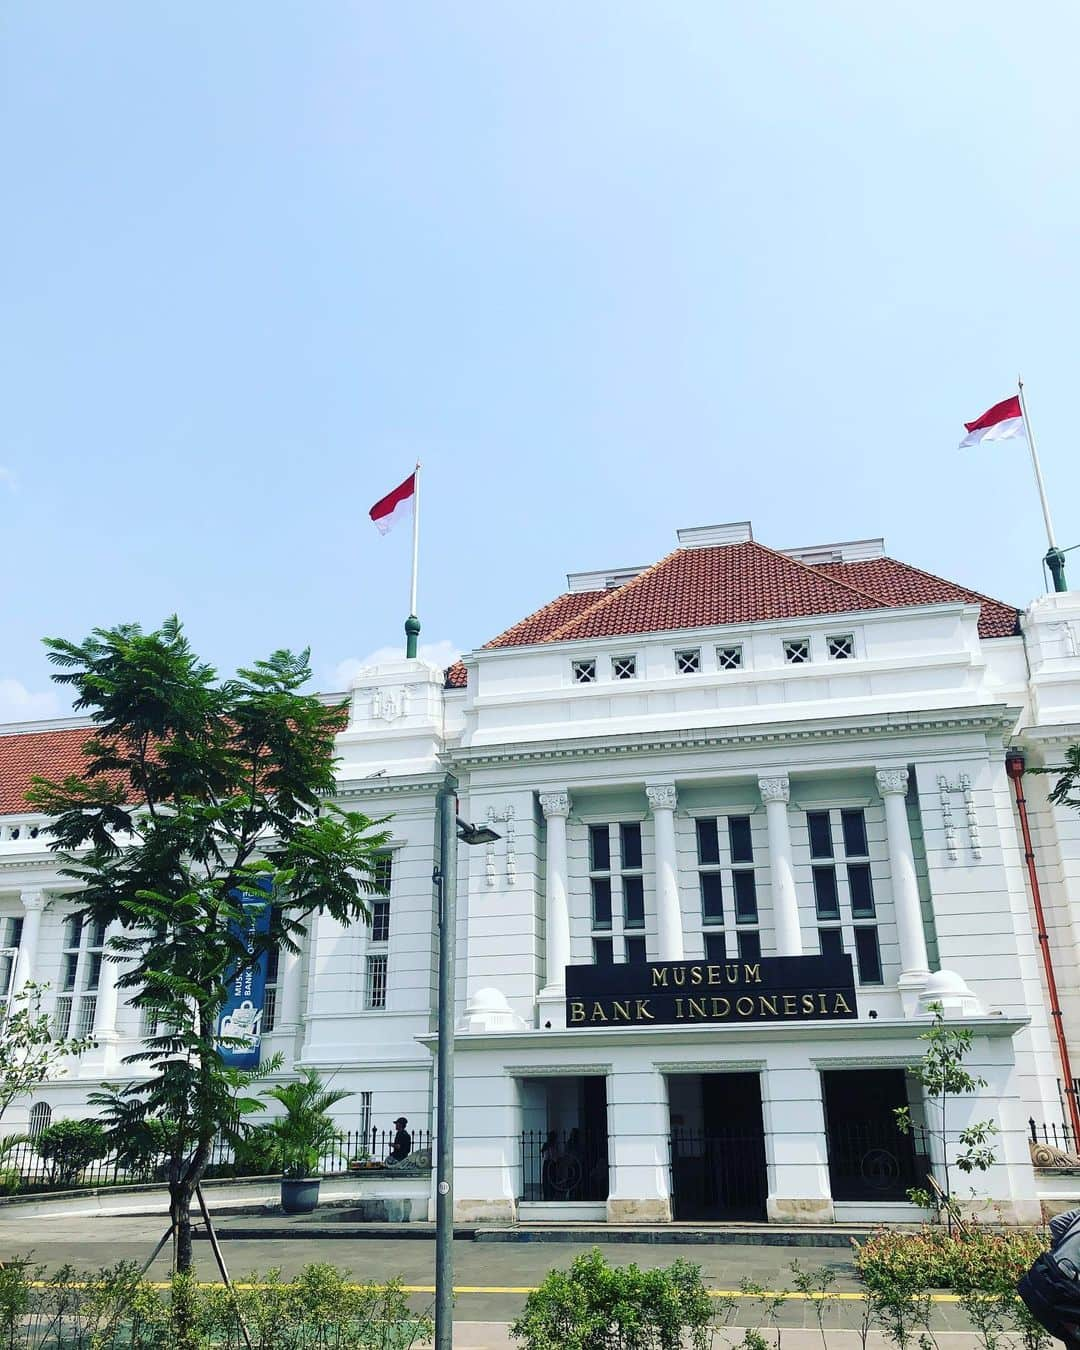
left=826, top=634, right=854, bottom=661
left=612, top=655, right=637, bottom=681
left=716, top=644, right=743, bottom=671
left=783, top=638, right=811, bottom=665
left=675, top=648, right=701, bottom=675
left=572, top=659, right=597, bottom=685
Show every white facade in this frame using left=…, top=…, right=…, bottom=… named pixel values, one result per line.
left=5, top=525, right=1080, bottom=1225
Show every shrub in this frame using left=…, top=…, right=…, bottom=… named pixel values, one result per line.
left=35, top=1118, right=107, bottom=1187
left=511, top=1248, right=714, bottom=1350
left=854, top=1223, right=1049, bottom=1293
left=0, top=1166, right=21, bottom=1195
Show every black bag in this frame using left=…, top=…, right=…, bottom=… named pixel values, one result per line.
left=1019, top=1210, right=1080, bottom=1346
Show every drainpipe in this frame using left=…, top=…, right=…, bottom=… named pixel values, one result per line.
left=1005, top=750, right=1080, bottom=1141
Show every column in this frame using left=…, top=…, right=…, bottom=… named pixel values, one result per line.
left=646, top=784, right=684, bottom=961
left=11, top=889, right=46, bottom=996
left=538, top=791, right=571, bottom=994
left=758, top=776, right=804, bottom=957
left=93, top=922, right=123, bottom=1039
left=275, top=939, right=304, bottom=1032
left=876, top=768, right=931, bottom=1003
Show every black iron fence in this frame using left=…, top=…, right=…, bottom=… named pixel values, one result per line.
left=825, top=1118, right=932, bottom=1202
left=0, top=1126, right=430, bottom=1195
left=1030, top=1117, right=1078, bottom=1154
left=519, top=1129, right=609, bottom=1202
left=669, top=1127, right=767, bottom=1221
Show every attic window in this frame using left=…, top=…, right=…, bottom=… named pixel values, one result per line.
left=612, top=655, right=637, bottom=681
left=572, top=659, right=597, bottom=685
left=826, top=634, right=855, bottom=661
left=675, top=649, right=701, bottom=675
left=716, top=645, right=743, bottom=671
left=783, top=639, right=811, bottom=666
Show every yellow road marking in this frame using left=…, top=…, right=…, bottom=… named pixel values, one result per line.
left=23, top=1281, right=965, bottom=1302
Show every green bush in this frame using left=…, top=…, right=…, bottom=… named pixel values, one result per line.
left=854, top=1223, right=1049, bottom=1293
left=0, top=1166, right=21, bottom=1195
left=511, top=1248, right=714, bottom=1350
left=35, top=1118, right=107, bottom=1187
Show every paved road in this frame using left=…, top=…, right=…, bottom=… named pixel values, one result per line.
left=0, top=1210, right=992, bottom=1335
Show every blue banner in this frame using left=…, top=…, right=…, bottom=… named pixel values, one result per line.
left=216, top=876, right=273, bottom=1069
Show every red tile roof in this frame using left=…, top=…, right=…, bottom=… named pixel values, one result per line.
left=812, top=558, right=1019, bottom=639
left=441, top=541, right=1020, bottom=687
left=0, top=724, right=95, bottom=815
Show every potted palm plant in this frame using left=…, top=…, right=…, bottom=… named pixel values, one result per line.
left=261, top=1069, right=352, bottom=1214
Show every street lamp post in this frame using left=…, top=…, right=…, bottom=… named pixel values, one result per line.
left=433, top=775, right=500, bottom=1350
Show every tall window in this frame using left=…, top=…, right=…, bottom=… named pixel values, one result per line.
left=807, top=807, right=882, bottom=984
left=262, top=944, right=280, bottom=1033
left=588, top=822, right=647, bottom=964
left=0, top=916, right=23, bottom=1012
left=365, top=954, right=388, bottom=1010
left=28, top=1102, right=52, bottom=1139
left=54, top=915, right=107, bottom=1037
left=696, top=815, right=761, bottom=963
left=364, top=853, right=392, bottom=1008
left=359, top=1090, right=373, bottom=1142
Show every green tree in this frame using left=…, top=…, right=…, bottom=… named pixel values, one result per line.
left=260, top=1068, right=352, bottom=1178
left=27, top=617, right=390, bottom=1275
left=895, top=1000, right=997, bottom=1230
left=35, top=1117, right=107, bottom=1187
left=0, top=981, right=95, bottom=1128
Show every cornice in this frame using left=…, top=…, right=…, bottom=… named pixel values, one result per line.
left=448, top=705, right=1022, bottom=770
left=333, top=772, right=447, bottom=800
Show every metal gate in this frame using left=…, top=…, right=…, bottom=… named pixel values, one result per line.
left=669, top=1126, right=767, bottom=1221
left=825, top=1118, right=930, bottom=1201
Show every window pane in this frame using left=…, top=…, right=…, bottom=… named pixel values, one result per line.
left=704, top=931, right=727, bottom=963
left=848, top=863, right=875, bottom=918
left=623, top=876, right=645, bottom=929
left=812, top=866, right=840, bottom=920
left=0, top=953, right=14, bottom=995
left=700, top=872, right=724, bottom=925
left=841, top=809, right=868, bottom=857
left=625, top=937, right=647, bottom=965
left=91, top=920, right=108, bottom=948
left=733, top=870, right=758, bottom=923
left=591, top=878, right=612, bottom=929
left=266, top=944, right=281, bottom=982
left=371, top=900, right=391, bottom=942
left=84, top=952, right=102, bottom=991
left=728, top=816, right=753, bottom=864
left=63, top=916, right=81, bottom=950
left=593, top=937, right=613, bottom=965
left=696, top=818, right=719, bottom=866
left=589, top=825, right=611, bottom=873
left=819, top=927, right=845, bottom=959
left=373, top=853, right=392, bottom=892
left=854, top=927, right=883, bottom=984
left=366, top=954, right=388, bottom=1009
left=620, top=823, right=642, bottom=871
left=807, top=812, right=833, bottom=859
left=62, top=952, right=79, bottom=992
left=737, top=930, right=762, bottom=962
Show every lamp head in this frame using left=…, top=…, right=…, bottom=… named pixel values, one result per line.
left=456, top=818, right=501, bottom=846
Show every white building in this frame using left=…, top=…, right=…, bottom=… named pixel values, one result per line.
left=5, top=520, right=1080, bottom=1225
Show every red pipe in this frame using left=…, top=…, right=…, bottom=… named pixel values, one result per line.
left=1006, top=751, right=1080, bottom=1143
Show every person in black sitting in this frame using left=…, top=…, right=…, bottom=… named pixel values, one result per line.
left=387, top=1116, right=412, bottom=1165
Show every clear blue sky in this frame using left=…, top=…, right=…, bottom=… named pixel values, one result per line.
left=3, top=3, right=1078, bottom=719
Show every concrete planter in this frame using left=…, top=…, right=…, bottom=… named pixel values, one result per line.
left=280, top=1178, right=320, bottom=1214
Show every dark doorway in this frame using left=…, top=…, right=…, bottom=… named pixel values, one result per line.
left=823, top=1069, right=930, bottom=1201
left=519, top=1075, right=609, bottom=1202
left=669, top=1072, right=767, bottom=1221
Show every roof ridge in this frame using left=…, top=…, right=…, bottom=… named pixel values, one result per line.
left=481, top=588, right=606, bottom=650
left=540, top=545, right=687, bottom=643
left=852, top=554, right=1020, bottom=615
left=751, top=540, right=894, bottom=610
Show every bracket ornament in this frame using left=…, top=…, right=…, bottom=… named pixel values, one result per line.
left=937, top=773, right=982, bottom=861
left=485, top=805, right=517, bottom=886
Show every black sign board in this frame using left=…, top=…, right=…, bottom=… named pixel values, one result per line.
left=565, top=954, right=858, bottom=1028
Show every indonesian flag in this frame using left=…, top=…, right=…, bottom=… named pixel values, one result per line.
left=960, top=395, right=1025, bottom=448
left=369, top=472, right=416, bottom=535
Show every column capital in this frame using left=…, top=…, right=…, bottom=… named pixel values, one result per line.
left=646, top=783, right=677, bottom=813
left=758, top=775, right=790, bottom=805
left=876, top=767, right=909, bottom=797
left=538, top=790, right=571, bottom=820
left=19, top=889, right=47, bottom=913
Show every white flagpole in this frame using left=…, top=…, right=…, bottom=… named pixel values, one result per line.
left=406, top=462, right=421, bottom=657
left=1017, top=376, right=1058, bottom=549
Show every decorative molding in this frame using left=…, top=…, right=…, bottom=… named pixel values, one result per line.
left=538, top=791, right=571, bottom=820
left=370, top=687, right=409, bottom=722
left=876, top=768, right=909, bottom=797
left=758, top=775, right=790, bottom=805
left=645, top=784, right=677, bottom=813
left=485, top=805, right=516, bottom=886
left=937, top=773, right=982, bottom=861
left=19, top=889, right=47, bottom=912
left=446, top=706, right=1022, bottom=770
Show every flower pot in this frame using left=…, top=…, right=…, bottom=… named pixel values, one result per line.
left=280, top=1177, right=320, bottom=1214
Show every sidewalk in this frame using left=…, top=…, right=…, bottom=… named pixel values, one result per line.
left=444, top=1328, right=998, bottom=1350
